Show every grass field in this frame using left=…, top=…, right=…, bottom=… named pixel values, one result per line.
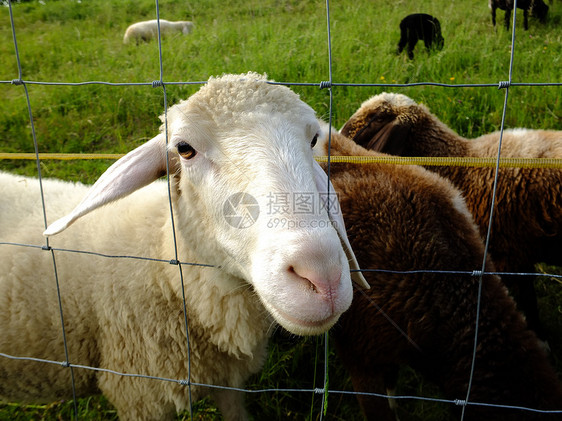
left=1, top=0, right=562, bottom=419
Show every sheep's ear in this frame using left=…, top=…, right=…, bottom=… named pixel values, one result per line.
left=44, top=134, right=168, bottom=236
left=341, top=113, right=410, bottom=156
left=312, top=160, right=370, bottom=289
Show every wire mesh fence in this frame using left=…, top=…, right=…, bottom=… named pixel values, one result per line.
left=1, top=0, right=562, bottom=419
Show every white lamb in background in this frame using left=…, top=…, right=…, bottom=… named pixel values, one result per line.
left=0, top=72, right=368, bottom=421
left=123, top=19, right=194, bottom=44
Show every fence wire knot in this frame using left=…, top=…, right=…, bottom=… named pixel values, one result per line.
left=42, top=245, right=52, bottom=251
left=498, top=80, right=510, bottom=89
left=319, top=81, right=332, bottom=89
left=313, top=388, right=325, bottom=394
left=454, top=399, right=467, bottom=406
left=169, top=259, right=180, bottom=265
left=60, top=361, right=71, bottom=368
left=471, top=270, right=484, bottom=277
left=152, top=80, right=164, bottom=88
left=178, top=379, right=190, bottom=386
left=11, top=79, right=23, bottom=86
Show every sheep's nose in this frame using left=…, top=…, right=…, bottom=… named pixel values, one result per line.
left=288, top=263, right=342, bottom=304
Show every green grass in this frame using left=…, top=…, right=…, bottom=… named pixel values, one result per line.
left=1, top=0, right=562, bottom=419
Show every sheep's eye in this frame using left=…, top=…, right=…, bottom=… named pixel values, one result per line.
left=310, top=134, right=318, bottom=148
left=177, top=141, right=197, bottom=159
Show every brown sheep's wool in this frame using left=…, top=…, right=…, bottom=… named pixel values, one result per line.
left=317, top=130, right=562, bottom=420
left=341, top=93, right=562, bottom=342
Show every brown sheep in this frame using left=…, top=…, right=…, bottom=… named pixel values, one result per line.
left=314, top=127, right=562, bottom=420
left=340, top=92, right=562, bottom=341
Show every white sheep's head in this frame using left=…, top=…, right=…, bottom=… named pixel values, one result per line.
left=44, top=72, right=368, bottom=336
left=181, top=21, right=194, bottom=34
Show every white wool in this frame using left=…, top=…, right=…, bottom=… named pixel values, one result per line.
left=0, top=73, right=366, bottom=420
left=123, top=19, right=194, bottom=44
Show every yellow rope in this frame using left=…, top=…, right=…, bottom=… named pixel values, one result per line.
left=2, top=152, right=562, bottom=169
left=0, top=153, right=124, bottom=160
left=315, top=155, right=562, bottom=169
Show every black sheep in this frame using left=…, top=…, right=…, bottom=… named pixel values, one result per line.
left=397, top=13, right=444, bottom=60
left=489, top=0, right=548, bottom=30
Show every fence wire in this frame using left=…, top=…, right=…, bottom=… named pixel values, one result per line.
left=1, top=0, right=562, bottom=420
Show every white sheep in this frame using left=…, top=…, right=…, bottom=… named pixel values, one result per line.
left=123, top=19, right=194, bottom=44
left=340, top=92, right=562, bottom=342
left=0, top=72, right=368, bottom=421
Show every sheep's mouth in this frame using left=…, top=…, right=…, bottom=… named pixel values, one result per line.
left=271, top=305, right=340, bottom=334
